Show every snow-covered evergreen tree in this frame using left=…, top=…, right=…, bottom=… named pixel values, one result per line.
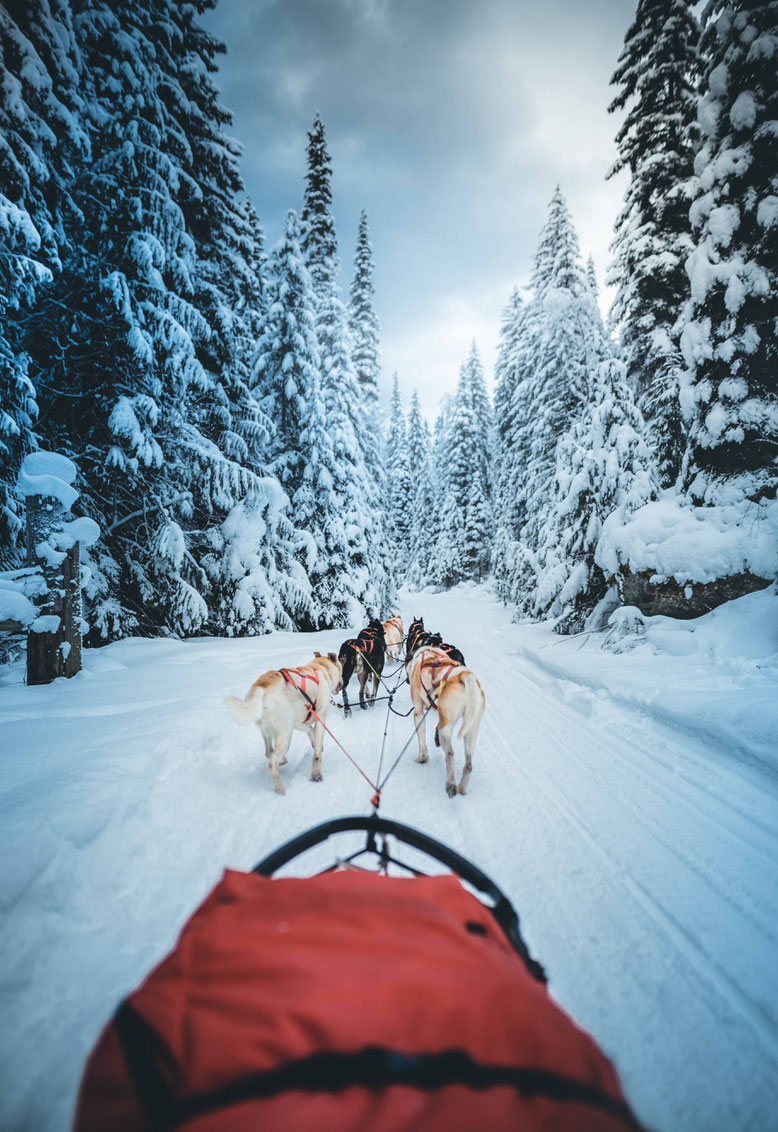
left=431, top=349, right=493, bottom=585
left=348, top=210, right=381, bottom=416
left=433, top=371, right=472, bottom=587
left=318, top=284, right=380, bottom=619
left=517, top=189, right=597, bottom=567
left=462, top=341, right=493, bottom=507
left=298, top=115, right=385, bottom=617
left=680, top=1, right=778, bottom=505
left=0, top=0, right=86, bottom=556
left=254, top=211, right=320, bottom=502
left=608, top=0, right=699, bottom=487
left=346, top=211, right=395, bottom=611
left=404, top=390, right=436, bottom=586
left=301, top=112, right=337, bottom=299
left=27, top=0, right=261, bottom=640
left=385, top=374, right=413, bottom=570
left=535, top=349, right=658, bottom=632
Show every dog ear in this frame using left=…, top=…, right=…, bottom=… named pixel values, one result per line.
left=314, top=650, right=322, bottom=657
left=328, top=651, right=338, bottom=662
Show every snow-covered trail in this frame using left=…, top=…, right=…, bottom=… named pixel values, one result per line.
left=1, top=586, right=776, bottom=1131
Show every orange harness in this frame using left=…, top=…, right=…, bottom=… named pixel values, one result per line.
left=417, top=650, right=460, bottom=708
left=280, top=667, right=320, bottom=722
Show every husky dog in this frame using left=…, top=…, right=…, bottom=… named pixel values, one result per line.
left=382, top=615, right=404, bottom=661
left=407, top=646, right=485, bottom=798
left=338, top=619, right=386, bottom=717
left=405, top=617, right=426, bottom=663
left=225, top=652, right=342, bottom=795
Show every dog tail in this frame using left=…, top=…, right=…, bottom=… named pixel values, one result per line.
left=458, top=673, right=483, bottom=739
left=224, top=685, right=264, bottom=726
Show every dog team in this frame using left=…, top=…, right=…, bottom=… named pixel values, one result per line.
left=225, top=614, right=485, bottom=799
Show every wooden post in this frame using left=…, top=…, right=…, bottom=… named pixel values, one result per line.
left=25, top=493, right=83, bottom=685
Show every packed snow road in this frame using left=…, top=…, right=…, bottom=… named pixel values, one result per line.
left=1, top=585, right=777, bottom=1131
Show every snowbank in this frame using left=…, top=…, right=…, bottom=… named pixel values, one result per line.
left=597, top=491, right=778, bottom=585
left=0, top=569, right=46, bottom=629
left=516, top=585, right=778, bottom=776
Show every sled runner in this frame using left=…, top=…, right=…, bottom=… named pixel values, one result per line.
left=74, top=816, right=643, bottom=1131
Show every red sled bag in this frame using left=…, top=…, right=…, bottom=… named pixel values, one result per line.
left=74, top=818, right=643, bottom=1132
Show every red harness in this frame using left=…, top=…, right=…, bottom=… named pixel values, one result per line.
left=417, top=650, right=460, bottom=707
left=280, top=667, right=321, bottom=722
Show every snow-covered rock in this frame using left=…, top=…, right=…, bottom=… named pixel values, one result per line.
left=597, top=492, right=778, bottom=613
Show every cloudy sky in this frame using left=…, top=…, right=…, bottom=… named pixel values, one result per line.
left=203, top=0, right=634, bottom=419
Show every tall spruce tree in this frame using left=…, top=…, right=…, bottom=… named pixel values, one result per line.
left=348, top=211, right=381, bottom=415
left=254, top=211, right=320, bottom=502
left=492, top=289, right=524, bottom=597
left=347, top=210, right=395, bottom=611
left=535, top=346, right=658, bottom=632
left=299, top=114, right=384, bottom=618
left=518, top=189, right=596, bottom=568
left=404, top=390, right=436, bottom=586
left=462, top=341, right=493, bottom=506
left=433, top=369, right=472, bottom=586
left=0, top=0, right=86, bottom=556
left=27, top=0, right=219, bottom=639
left=608, top=0, right=700, bottom=487
left=680, top=1, right=778, bottom=505
left=165, top=1, right=308, bottom=635
left=301, top=112, right=337, bottom=299
left=385, top=373, right=412, bottom=570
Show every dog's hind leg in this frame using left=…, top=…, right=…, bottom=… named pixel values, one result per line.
left=358, top=663, right=369, bottom=710
left=414, top=703, right=429, bottom=763
left=268, top=728, right=291, bottom=795
left=307, top=720, right=324, bottom=782
left=340, top=651, right=356, bottom=718
left=438, top=722, right=457, bottom=798
left=260, top=724, right=273, bottom=761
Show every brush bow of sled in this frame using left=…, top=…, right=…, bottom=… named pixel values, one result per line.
left=74, top=817, right=646, bottom=1132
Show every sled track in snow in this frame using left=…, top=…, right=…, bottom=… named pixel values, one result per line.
left=477, top=653, right=778, bottom=1060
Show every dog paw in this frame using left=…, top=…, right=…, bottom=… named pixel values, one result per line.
left=446, top=782, right=457, bottom=798
left=416, top=753, right=429, bottom=764
left=311, top=771, right=323, bottom=782
left=274, top=782, right=287, bottom=795
left=279, top=755, right=288, bottom=766
left=457, top=784, right=467, bottom=795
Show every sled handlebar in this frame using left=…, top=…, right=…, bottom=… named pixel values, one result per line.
left=254, top=814, right=546, bottom=982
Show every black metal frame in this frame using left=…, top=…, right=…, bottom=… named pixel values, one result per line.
left=254, top=815, right=546, bottom=982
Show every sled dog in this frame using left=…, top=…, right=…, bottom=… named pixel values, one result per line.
left=338, top=619, right=386, bottom=717
left=408, top=646, right=485, bottom=798
left=405, top=617, right=426, bottom=663
left=382, top=615, right=404, bottom=661
left=225, top=652, right=342, bottom=795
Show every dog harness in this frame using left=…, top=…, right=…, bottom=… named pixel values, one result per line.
left=417, top=649, right=461, bottom=708
left=280, top=667, right=320, bottom=722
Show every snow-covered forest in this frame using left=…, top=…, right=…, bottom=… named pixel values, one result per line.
left=1, top=1, right=778, bottom=1130
left=2, top=1, right=776, bottom=638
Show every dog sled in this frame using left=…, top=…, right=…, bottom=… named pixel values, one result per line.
left=75, top=815, right=642, bottom=1131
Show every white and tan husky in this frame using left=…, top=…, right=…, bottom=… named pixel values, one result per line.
left=225, top=652, right=342, bottom=795
left=408, top=646, right=485, bottom=797
left=382, top=614, right=404, bottom=661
